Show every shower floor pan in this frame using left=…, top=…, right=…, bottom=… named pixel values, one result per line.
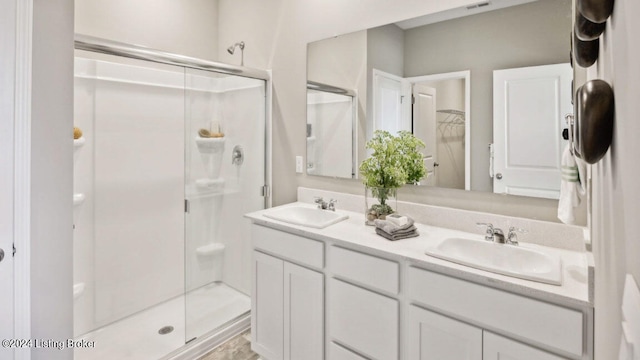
left=74, top=283, right=250, bottom=360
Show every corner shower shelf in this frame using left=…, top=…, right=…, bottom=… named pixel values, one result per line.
left=74, top=137, right=86, bottom=148
left=196, top=243, right=225, bottom=257
left=195, top=178, right=225, bottom=191
left=74, top=137, right=85, bottom=156
left=73, top=193, right=86, bottom=206
left=73, top=283, right=85, bottom=300
left=195, top=137, right=225, bottom=154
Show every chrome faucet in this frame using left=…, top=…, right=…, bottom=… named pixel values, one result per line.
left=314, top=197, right=337, bottom=211
left=476, top=222, right=505, bottom=243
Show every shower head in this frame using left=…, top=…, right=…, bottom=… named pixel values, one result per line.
left=227, top=41, right=245, bottom=55
left=227, top=41, right=245, bottom=66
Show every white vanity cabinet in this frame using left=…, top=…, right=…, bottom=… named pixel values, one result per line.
left=406, top=266, right=587, bottom=360
left=251, top=225, right=325, bottom=360
left=247, top=217, right=592, bottom=360
left=483, top=332, right=567, bottom=360
left=406, top=305, right=568, bottom=360
left=328, top=246, right=400, bottom=360
left=406, top=305, right=482, bottom=360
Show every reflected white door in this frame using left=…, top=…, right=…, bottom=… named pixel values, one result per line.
left=412, top=84, right=437, bottom=186
left=493, top=63, right=572, bottom=199
left=1, top=0, right=15, bottom=351
left=372, top=69, right=411, bottom=135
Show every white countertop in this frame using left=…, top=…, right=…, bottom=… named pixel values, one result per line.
left=246, top=202, right=593, bottom=309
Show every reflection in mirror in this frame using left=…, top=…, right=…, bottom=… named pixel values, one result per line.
left=306, top=82, right=357, bottom=178
left=306, top=0, right=573, bottom=200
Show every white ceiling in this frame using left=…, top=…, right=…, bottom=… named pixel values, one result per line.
left=394, top=0, right=538, bottom=30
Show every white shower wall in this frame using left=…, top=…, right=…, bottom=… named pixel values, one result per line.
left=74, top=57, right=186, bottom=336
left=74, top=56, right=264, bottom=338
left=185, top=70, right=266, bottom=296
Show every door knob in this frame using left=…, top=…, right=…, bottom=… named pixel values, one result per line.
left=496, top=173, right=503, bottom=180
left=0, top=248, right=4, bottom=262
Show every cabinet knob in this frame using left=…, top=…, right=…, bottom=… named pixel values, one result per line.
left=496, top=173, right=503, bottom=180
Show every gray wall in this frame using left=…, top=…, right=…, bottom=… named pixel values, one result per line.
left=592, top=0, right=640, bottom=357
left=31, top=0, right=74, bottom=358
left=404, top=0, right=572, bottom=192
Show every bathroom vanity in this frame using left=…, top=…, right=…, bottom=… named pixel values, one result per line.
left=245, top=201, right=593, bottom=360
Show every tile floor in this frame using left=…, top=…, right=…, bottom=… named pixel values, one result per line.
left=198, top=329, right=259, bottom=360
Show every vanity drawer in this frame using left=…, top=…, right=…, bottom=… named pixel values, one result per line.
left=329, top=246, right=399, bottom=295
left=407, top=267, right=584, bottom=358
left=252, top=225, right=324, bottom=269
left=329, top=278, right=398, bottom=360
left=330, top=342, right=369, bottom=360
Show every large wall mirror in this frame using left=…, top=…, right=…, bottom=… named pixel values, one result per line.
left=306, top=0, right=573, bottom=199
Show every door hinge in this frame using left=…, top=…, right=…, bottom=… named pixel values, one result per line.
left=411, top=94, right=415, bottom=104
left=13, top=243, right=16, bottom=257
left=184, top=199, right=190, bottom=213
left=261, top=185, right=271, bottom=197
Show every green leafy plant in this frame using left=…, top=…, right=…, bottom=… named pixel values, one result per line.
left=360, top=130, right=427, bottom=220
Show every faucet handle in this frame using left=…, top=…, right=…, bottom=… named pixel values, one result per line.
left=314, top=196, right=324, bottom=204
left=327, top=199, right=337, bottom=211
left=476, top=222, right=495, bottom=241
left=507, top=226, right=527, bottom=245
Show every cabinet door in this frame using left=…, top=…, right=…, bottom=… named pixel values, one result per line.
left=252, top=251, right=284, bottom=360
left=483, top=332, right=568, bottom=360
left=406, top=305, right=482, bottom=360
left=284, top=262, right=324, bottom=360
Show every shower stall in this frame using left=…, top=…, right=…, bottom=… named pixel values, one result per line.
left=72, top=36, right=270, bottom=360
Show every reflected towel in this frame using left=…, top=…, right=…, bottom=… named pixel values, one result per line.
left=558, top=144, right=587, bottom=224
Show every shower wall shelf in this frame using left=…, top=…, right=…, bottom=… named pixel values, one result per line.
left=73, top=283, right=86, bottom=300
left=196, top=243, right=225, bottom=257
left=74, top=137, right=85, bottom=154
left=195, top=137, right=226, bottom=154
left=73, top=193, right=86, bottom=206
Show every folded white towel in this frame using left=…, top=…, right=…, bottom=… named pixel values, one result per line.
left=558, top=144, right=587, bottom=224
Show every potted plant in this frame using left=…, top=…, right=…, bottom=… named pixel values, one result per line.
left=360, top=130, right=427, bottom=225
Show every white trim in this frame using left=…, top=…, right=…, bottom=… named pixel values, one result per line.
left=265, top=70, right=273, bottom=208
left=14, top=0, right=32, bottom=358
left=0, top=0, right=16, bottom=351
left=405, top=70, right=471, bottom=191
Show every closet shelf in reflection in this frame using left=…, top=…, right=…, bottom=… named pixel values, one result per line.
left=437, top=109, right=466, bottom=126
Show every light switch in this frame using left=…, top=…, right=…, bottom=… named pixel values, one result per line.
left=295, top=156, right=303, bottom=173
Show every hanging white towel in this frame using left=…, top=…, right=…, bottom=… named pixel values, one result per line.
left=558, top=144, right=587, bottom=224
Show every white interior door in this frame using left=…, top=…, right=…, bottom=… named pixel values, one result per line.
left=372, top=69, right=411, bottom=135
left=493, top=63, right=572, bottom=199
left=1, top=0, right=16, bottom=350
left=412, top=84, right=437, bottom=186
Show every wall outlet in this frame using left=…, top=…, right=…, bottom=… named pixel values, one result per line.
left=295, top=156, right=303, bottom=173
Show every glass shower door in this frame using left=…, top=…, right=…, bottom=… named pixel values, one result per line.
left=184, top=68, right=266, bottom=341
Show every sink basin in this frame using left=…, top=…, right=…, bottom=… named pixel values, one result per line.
left=425, top=237, right=562, bottom=285
left=263, top=206, right=349, bottom=229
